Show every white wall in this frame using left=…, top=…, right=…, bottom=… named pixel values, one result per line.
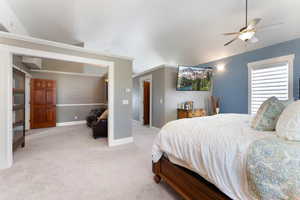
left=0, top=0, right=28, bottom=35
left=0, top=49, right=13, bottom=169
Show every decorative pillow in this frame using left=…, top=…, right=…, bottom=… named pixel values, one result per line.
left=98, top=109, right=108, bottom=120
left=276, top=101, right=300, bottom=141
left=279, top=99, right=294, bottom=107
left=251, top=97, right=286, bottom=131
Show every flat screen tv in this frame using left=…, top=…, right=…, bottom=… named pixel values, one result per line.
left=176, top=65, right=213, bottom=91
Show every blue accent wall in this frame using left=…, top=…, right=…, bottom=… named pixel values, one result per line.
left=197, top=38, right=300, bottom=114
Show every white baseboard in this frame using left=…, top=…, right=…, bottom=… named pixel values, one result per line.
left=109, top=137, right=134, bottom=147
left=56, top=120, right=86, bottom=127
left=151, top=126, right=161, bottom=131
left=132, top=119, right=140, bottom=125
left=0, top=158, right=12, bottom=170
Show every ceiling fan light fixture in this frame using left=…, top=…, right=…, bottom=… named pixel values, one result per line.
left=238, top=31, right=255, bottom=41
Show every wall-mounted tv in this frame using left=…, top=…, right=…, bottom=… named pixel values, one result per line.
left=176, top=65, right=213, bottom=91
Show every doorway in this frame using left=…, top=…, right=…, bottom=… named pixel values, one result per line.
left=139, top=75, right=152, bottom=127
left=143, top=81, right=150, bottom=125
left=30, top=78, right=56, bottom=129
left=0, top=39, right=117, bottom=169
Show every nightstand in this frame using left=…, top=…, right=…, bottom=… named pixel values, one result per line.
left=177, top=109, right=206, bottom=119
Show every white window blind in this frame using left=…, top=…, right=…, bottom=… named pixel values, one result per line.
left=250, top=62, right=289, bottom=114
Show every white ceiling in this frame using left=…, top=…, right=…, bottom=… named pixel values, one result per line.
left=6, top=0, right=300, bottom=73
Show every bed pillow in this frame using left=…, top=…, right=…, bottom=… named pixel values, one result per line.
left=251, top=97, right=286, bottom=131
left=276, top=101, right=300, bottom=141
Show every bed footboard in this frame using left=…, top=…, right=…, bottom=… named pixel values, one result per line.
left=152, top=156, right=231, bottom=200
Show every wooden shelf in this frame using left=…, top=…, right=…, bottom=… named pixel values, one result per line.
left=13, top=121, right=24, bottom=128
left=13, top=68, right=26, bottom=152
left=13, top=88, right=25, bottom=94
left=13, top=104, right=24, bottom=111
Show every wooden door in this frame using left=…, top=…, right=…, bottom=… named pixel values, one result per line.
left=143, top=81, right=150, bottom=125
left=30, top=79, right=56, bottom=129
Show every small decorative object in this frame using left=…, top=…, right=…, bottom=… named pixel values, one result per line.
left=211, top=96, right=220, bottom=115
left=177, top=101, right=194, bottom=110
left=183, top=101, right=194, bottom=110
left=216, top=98, right=220, bottom=114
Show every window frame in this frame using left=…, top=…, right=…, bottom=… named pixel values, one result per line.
left=247, top=54, right=294, bottom=114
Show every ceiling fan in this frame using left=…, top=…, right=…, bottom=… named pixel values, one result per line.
left=223, top=0, right=282, bottom=46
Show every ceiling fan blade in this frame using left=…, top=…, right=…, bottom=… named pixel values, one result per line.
left=222, top=32, right=240, bottom=36
left=224, top=37, right=238, bottom=46
left=257, top=22, right=284, bottom=31
left=247, top=18, right=262, bottom=30
left=249, top=36, right=259, bottom=43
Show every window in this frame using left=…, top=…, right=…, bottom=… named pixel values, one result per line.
left=248, top=55, right=294, bottom=115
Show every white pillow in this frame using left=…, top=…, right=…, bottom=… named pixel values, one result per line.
left=276, top=100, right=300, bottom=141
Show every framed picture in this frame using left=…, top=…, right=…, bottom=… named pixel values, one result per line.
left=176, top=65, right=213, bottom=91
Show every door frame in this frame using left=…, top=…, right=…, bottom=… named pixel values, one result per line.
left=139, top=74, right=152, bottom=127
left=0, top=43, right=115, bottom=169
left=25, top=75, right=31, bottom=130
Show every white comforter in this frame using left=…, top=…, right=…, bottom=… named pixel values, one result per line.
left=152, top=114, right=274, bottom=200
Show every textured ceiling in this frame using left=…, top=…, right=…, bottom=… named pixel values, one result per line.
left=6, top=0, right=300, bottom=73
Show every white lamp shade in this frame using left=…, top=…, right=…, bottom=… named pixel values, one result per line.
left=239, top=31, right=255, bottom=41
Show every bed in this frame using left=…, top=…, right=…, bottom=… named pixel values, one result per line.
left=152, top=114, right=277, bottom=200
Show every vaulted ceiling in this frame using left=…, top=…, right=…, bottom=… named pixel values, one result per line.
left=6, top=0, right=300, bottom=73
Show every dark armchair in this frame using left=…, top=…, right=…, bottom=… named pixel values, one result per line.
left=92, top=118, right=108, bottom=139
left=86, top=108, right=106, bottom=128
left=86, top=108, right=108, bottom=139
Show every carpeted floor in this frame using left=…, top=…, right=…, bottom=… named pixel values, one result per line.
left=0, top=123, right=181, bottom=200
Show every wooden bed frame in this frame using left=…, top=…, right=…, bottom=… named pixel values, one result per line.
left=152, top=156, right=231, bottom=200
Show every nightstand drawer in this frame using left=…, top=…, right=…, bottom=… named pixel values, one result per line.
left=178, top=109, right=206, bottom=119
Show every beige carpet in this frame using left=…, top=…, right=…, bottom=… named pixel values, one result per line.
left=0, top=123, right=181, bottom=200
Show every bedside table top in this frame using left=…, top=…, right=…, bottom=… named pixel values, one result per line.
left=177, top=108, right=205, bottom=111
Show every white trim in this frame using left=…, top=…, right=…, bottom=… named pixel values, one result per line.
left=56, top=103, right=107, bottom=107
left=30, top=69, right=106, bottom=77
left=56, top=120, right=86, bottom=127
left=132, top=65, right=165, bottom=78
left=247, top=55, right=295, bottom=69
left=0, top=31, right=134, bottom=61
left=132, top=119, right=141, bottom=125
left=13, top=65, right=32, bottom=77
left=139, top=74, right=153, bottom=128
left=0, top=44, right=112, bottom=67
left=0, top=50, right=13, bottom=169
left=0, top=40, right=118, bottom=169
left=247, top=54, right=295, bottom=114
left=108, top=63, right=115, bottom=146
left=132, top=65, right=177, bottom=78
left=151, top=126, right=161, bottom=131
left=109, top=137, right=134, bottom=147
left=25, top=76, right=31, bottom=130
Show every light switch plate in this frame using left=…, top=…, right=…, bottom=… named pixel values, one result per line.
left=122, top=99, right=129, bottom=105
left=126, top=88, right=131, bottom=93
